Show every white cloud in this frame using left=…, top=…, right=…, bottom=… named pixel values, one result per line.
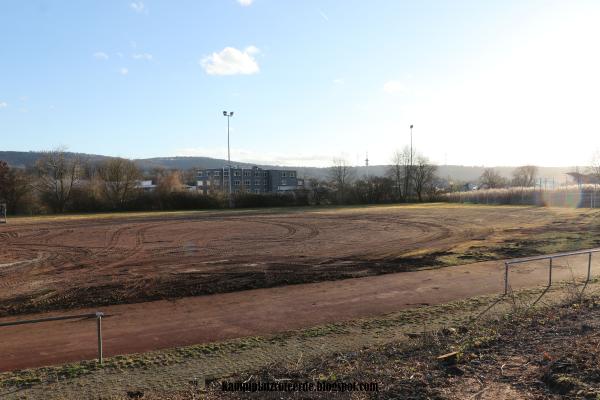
left=120, top=67, right=129, bottom=75
left=130, top=1, right=146, bottom=13
left=333, top=78, right=345, bottom=85
left=93, top=51, right=109, bottom=60
left=382, top=80, right=406, bottom=94
left=237, top=0, right=253, bottom=6
left=132, top=53, right=153, bottom=61
left=201, top=46, right=260, bottom=76
left=0, top=101, right=7, bottom=109
left=245, top=45, right=259, bottom=55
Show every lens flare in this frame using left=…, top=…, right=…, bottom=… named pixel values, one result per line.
left=541, top=186, right=583, bottom=208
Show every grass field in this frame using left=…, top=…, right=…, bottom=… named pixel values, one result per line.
left=1, top=203, right=599, bottom=317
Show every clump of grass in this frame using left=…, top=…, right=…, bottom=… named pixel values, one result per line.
left=300, top=324, right=350, bottom=338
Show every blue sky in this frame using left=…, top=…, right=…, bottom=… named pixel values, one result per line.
left=1, top=0, right=599, bottom=167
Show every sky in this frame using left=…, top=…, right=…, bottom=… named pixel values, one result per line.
left=1, top=0, right=600, bottom=168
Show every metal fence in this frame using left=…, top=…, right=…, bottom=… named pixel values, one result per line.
left=504, top=248, right=600, bottom=295
left=445, top=186, right=600, bottom=208
left=0, top=311, right=105, bottom=364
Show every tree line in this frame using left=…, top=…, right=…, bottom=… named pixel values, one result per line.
left=313, top=146, right=439, bottom=205
left=0, top=147, right=441, bottom=215
left=477, top=165, right=540, bottom=189
left=443, top=153, right=600, bottom=207
left=0, top=149, right=221, bottom=214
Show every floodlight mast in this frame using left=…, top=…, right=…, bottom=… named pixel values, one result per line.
left=223, top=111, right=234, bottom=207
left=410, top=124, right=414, bottom=168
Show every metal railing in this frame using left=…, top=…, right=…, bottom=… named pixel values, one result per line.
left=0, top=311, right=105, bottom=364
left=504, top=248, right=600, bottom=295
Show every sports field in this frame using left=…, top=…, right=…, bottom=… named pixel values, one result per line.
left=1, top=203, right=600, bottom=374
left=0, top=204, right=598, bottom=317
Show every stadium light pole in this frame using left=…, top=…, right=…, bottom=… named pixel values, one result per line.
left=223, top=111, right=234, bottom=208
left=409, top=124, right=414, bottom=168
left=408, top=124, right=414, bottom=199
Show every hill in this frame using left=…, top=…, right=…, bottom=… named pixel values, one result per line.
left=0, top=151, right=578, bottom=183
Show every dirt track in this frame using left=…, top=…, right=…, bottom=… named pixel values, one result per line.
left=0, top=253, right=597, bottom=372
left=0, top=205, right=595, bottom=317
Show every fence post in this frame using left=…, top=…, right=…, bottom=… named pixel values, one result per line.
left=504, top=261, right=509, bottom=295
left=588, top=252, right=593, bottom=282
left=548, top=257, right=553, bottom=287
left=96, top=312, right=104, bottom=365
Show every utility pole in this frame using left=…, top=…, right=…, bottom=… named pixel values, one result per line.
left=223, top=111, right=234, bottom=208
left=365, top=152, right=370, bottom=203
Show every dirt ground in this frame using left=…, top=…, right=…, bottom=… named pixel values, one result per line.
left=0, top=204, right=598, bottom=317
left=0, top=254, right=597, bottom=372
left=2, top=282, right=598, bottom=399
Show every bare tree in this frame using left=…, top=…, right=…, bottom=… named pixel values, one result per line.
left=182, top=168, right=199, bottom=186
left=479, top=168, right=506, bottom=189
left=33, top=149, right=83, bottom=212
left=512, top=165, right=538, bottom=187
left=0, top=161, right=32, bottom=213
left=307, top=178, right=329, bottom=205
left=351, top=178, right=374, bottom=204
left=413, top=156, right=437, bottom=202
left=403, top=146, right=415, bottom=200
left=0, top=161, right=9, bottom=198
left=590, top=151, right=600, bottom=179
left=388, top=149, right=410, bottom=201
left=157, top=170, right=184, bottom=194
left=329, top=158, right=355, bottom=204
left=367, top=176, right=395, bottom=203
left=97, top=158, right=142, bottom=209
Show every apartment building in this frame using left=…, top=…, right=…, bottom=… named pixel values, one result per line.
left=196, top=166, right=303, bottom=194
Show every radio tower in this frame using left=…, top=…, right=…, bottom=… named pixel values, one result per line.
left=365, top=152, right=369, bottom=179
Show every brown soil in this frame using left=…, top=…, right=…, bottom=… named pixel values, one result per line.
left=0, top=205, right=591, bottom=317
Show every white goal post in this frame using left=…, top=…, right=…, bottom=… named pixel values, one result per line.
left=0, top=203, right=6, bottom=224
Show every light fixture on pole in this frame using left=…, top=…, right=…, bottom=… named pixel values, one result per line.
left=223, top=111, right=234, bottom=207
